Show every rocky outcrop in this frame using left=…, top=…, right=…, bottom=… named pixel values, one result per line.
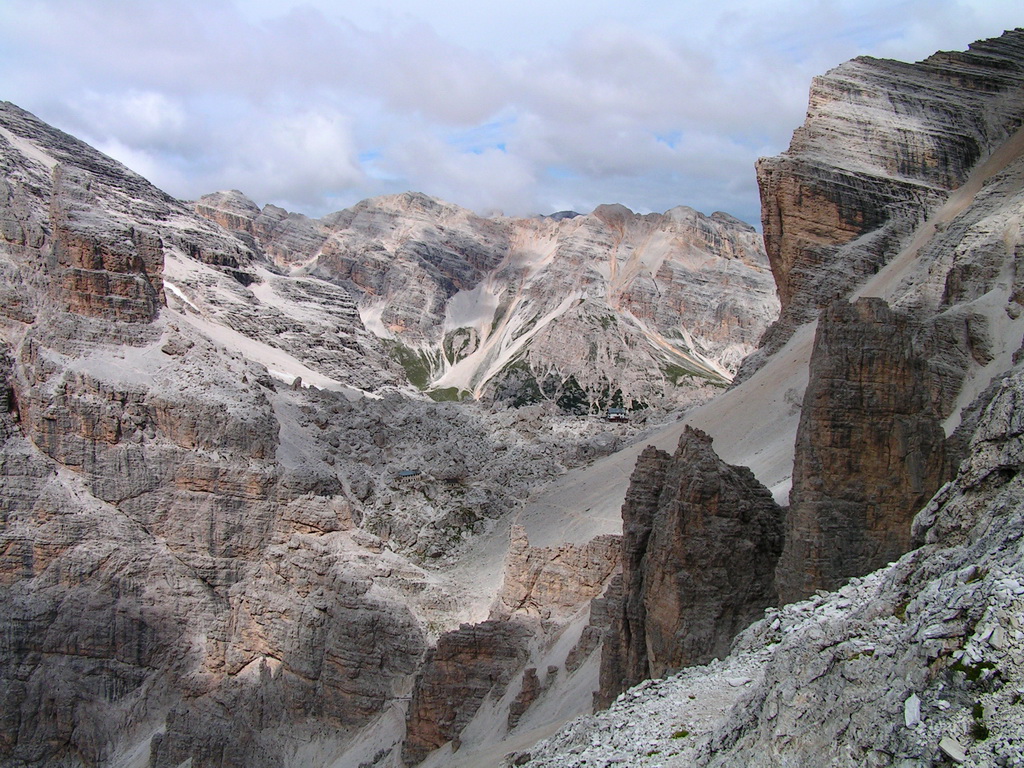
left=743, top=30, right=1024, bottom=376
left=1, top=96, right=667, bottom=768
left=519, top=245, right=1024, bottom=768
left=492, top=525, right=620, bottom=621
left=522, top=28, right=1024, bottom=768
left=596, top=427, right=784, bottom=708
left=694, top=359, right=1024, bottom=767
left=0, top=102, right=586, bottom=768
left=402, top=619, right=534, bottom=766
left=565, top=575, right=623, bottom=675
left=776, top=298, right=951, bottom=603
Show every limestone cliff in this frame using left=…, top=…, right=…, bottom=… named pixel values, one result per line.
left=744, top=29, right=1024, bottom=377
left=0, top=99, right=720, bottom=768
left=0, top=102, right=436, bottom=768
left=522, top=28, right=1024, bottom=768
left=524, top=360, right=1024, bottom=764
left=402, top=620, right=534, bottom=766
left=776, top=297, right=951, bottom=603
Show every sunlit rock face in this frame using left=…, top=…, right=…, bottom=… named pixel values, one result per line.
left=744, top=30, right=1024, bottom=378
left=196, top=190, right=780, bottom=411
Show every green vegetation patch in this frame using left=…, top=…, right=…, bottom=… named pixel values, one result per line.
left=555, top=374, right=590, bottom=415
left=442, top=327, right=479, bottom=364
left=427, top=387, right=471, bottom=402
left=383, top=340, right=437, bottom=389
left=971, top=702, right=989, bottom=740
left=951, top=659, right=997, bottom=682
left=662, top=361, right=728, bottom=388
left=492, top=358, right=544, bottom=407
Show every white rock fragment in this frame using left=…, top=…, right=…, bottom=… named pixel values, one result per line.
left=938, top=735, right=967, bottom=763
left=904, top=693, right=921, bottom=727
left=727, top=676, right=752, bottom=687
left=989, top=625, right=1007, bottom=650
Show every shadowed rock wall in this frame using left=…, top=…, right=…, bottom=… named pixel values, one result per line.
left=776, top=298, right=951, bottom=603
left=596, top=427, right=783, bottom=707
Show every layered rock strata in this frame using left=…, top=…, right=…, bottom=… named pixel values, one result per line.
left=596, top=427, right=784, bottom=708
left=402, top=619, right=534, bottom=766
left=524, top=28, right=1024, bottom=768
left=776, top=297, right=951, bottom=603
left=400, top=527, right=621, bottom=765
left=492, top=525, right=620, bottom=621
left=0, top=102, right=600, bottom=768
left=525, top=362, right=1024, bottom=764
left=743, top=30, right=1024, bottom=377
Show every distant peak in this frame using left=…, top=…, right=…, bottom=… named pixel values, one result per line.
left=196, top=189, right=261, bottom=214
left=591, top=203, right=635, bottom=226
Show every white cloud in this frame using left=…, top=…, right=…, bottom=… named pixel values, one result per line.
left=0, top=0, right=1020, bottom=222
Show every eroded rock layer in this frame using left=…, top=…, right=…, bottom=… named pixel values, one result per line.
left=196, top=191, right=779, bottom=410
left=492, top=525, right=620, bottom=622
left=402, top=620, right=534, bottom=766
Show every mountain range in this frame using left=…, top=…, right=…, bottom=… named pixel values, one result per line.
left=2, top=25, right=1024, bottom=768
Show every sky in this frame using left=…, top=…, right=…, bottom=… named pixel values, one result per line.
left=0, top=1, right=1021, bottom=226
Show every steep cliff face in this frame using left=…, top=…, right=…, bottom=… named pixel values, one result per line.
left=521, top=28, right=1024, bottom=768
left=776, top=297, right=951, bottom=603
left=0, top=102, right=440, bottom=768
left=525, top=362, right=1024, bottom=764
left=746, top=30, right=1024, bottom=375
left=398, top=527, right=620, bottom=766
left=492, top=525, right=620, bottom=622
left=196, top=191, right=779, bottom=410
left=5, top=100, right=748, bottom=768
left=402, top=619, right=535, bottom=766
left=596, top=428, right=783, bottom=708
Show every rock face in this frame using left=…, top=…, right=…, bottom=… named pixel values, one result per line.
left=0, top=102, right=438, bottom=768
left=521, top=28, right=1024, bottom=768
left=492, top=525, right=620, bottom=621
left=524, top=362, right=1024, bottom=764
left=775, top=297, right=951, bottom=603
left=700, top=360, right=1024, bottom=767
left=743, top=30, right=1024, bottom=376
left=1, top=99, right=695, bottom=768
left=596, top=427, right=784, bottom=708
left=402, top=619, right=534, bottom=766
left=399, top=527, right=621, bottom=766
left=196, top=191, right=779, bottom=410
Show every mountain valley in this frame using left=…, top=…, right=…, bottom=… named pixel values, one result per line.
left=2, top=26, right=1024, bottom=768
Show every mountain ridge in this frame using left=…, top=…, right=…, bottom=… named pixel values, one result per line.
left=194, top=187, right=778, bottom=411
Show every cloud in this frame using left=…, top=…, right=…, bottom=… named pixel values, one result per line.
left=0, top=0, right=1020, bottom=223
